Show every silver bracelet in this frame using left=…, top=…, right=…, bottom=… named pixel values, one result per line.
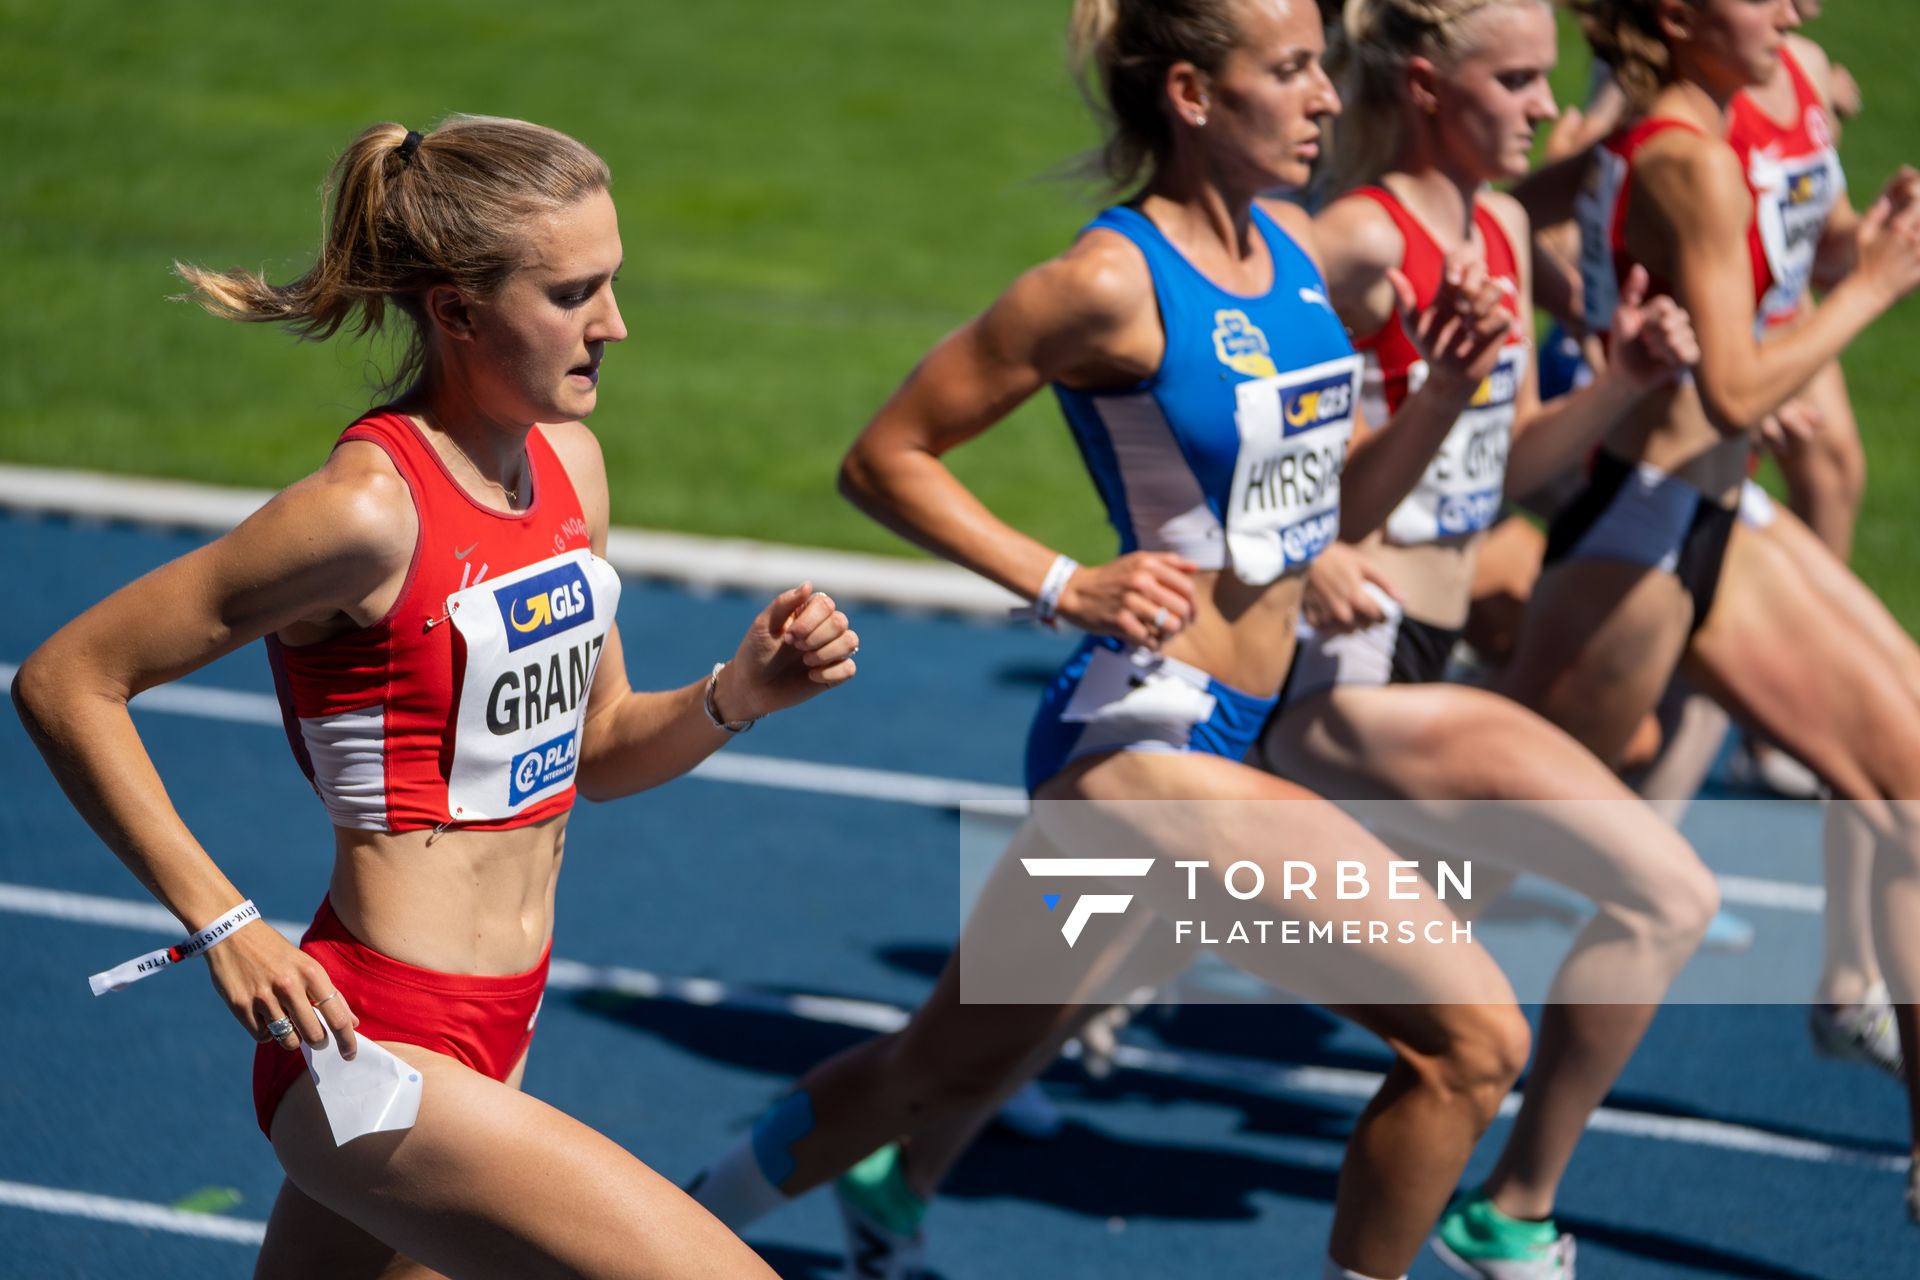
left=1009, top=554, right=1079, bottom=628
left=704, top=662, right=756, bottom=733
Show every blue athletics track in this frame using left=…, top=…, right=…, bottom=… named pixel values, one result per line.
left=1, top=506, right=1913, bottom=1279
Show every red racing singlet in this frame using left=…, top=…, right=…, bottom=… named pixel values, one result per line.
left=1728, top=44, right=1846, bottom=328
left=1579, top=117, right=1775, bottom=338
left=1349, top=186, right=1528, bottom=544
left=268, top=410, right=620, bottom=832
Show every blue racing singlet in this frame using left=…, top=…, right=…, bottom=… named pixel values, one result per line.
left=1054, top=204, right=1362, bottom=585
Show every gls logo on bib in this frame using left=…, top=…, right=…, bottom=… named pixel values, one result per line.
left=497, top=562, right=595, bottom=652
left=1279, top=368, right=1356, bottom=435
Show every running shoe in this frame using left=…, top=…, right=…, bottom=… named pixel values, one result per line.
left=1432, top=1188, right=1577, bottom=1279
left=992, top=1080, right=1064, bottom=1140
left=835, top=1146, right=927, bottom=1280
left=1808, top=981, right=1905, bottom=1078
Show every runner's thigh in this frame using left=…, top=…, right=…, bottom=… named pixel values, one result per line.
left=271, top=1043, right=777, bottom=1280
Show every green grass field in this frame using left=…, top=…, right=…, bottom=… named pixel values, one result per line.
left=4, top=2, right=1917, bottom=618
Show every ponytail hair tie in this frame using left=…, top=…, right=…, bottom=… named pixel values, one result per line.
left=395, top=130, right=424, bottom=165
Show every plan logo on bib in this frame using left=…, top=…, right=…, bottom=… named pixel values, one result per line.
left=497, top=562, right=595, bottom=652
left=1212, top=310, right=1279, bottom=379
left=510, top=728, right=581, bottom=806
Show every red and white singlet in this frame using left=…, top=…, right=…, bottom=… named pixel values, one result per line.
left=1579, top=52, right=1840, bottom=341
left=269, top=410, right=621, bottom=831
left=1349, top=187, right=1529, bottom=544
left=1728, top=44, right=1846, bottom=328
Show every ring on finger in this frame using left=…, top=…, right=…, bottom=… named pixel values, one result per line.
left=266, top=1016, right=296, bottom=1041
left=1152, top=605, right=1169, bottom=631
left=314, top=993, right=338, bottom=1009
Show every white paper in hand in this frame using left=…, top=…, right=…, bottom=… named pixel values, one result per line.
left=302, top=1034, right=423, bottom=1146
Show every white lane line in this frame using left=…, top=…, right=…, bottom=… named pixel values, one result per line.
left=6, top=881, right=1904, bottom=1176
left=4, top=665, right=1857, bottom=889
left=1717, top=874, right=1825, bottom=913
left=0, top=1179, right=266, bottom=1244
left=0, top=663, right=1030, bottom=819
left=0, top=464, right=1021, bottom=617
left=691, top=752, right=1025, bottom=818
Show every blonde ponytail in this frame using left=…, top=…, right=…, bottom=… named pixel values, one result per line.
left=175, top=115, right=610, bottom=396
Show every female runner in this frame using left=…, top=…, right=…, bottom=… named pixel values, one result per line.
left=1518, top=1, right=1908, bottom=1065
left=690, top=3, right=1527, bottom=1278
left=1502, top=0, right=1920, bottom=1220
left=1263, top=2, right=1711, bottom=1273
left=743, top=6, right=1703, bottom=1273
left=1740, top=0, right=1866, bottom=559
left=11, top=116, right=858, bottom=1279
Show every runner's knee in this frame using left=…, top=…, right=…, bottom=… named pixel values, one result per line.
left=1408, top=1004, right=1530, bottom=1125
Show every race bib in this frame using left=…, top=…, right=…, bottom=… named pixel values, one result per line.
left=1749, top=138, right=1842, bottom=324
left=444, top=549, right=621, bottom=821
left=1384, top=344, right=1527, bottom=545
left=1225, top=354, right=1363, bottom=584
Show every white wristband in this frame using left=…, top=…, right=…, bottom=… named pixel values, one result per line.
left=88, top=899, right=261, bottom=996
left=1010, top=554, right=1079, bottom=628
left=704, top=662, right=756, bottom=733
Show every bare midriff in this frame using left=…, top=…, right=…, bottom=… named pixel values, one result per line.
left=1356, top=532, right=1484, bottom=632
left=1157, top=568, right=1308, bottom=699
left=326, top=811, right=568, bottom=976
left=1602, top=379, right=1748, bottom=506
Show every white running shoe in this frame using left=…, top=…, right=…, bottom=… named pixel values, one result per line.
left=1433, top=1188, right=1577, bottom=1279
left=992, top=1080, right=1064, bottom=1140
left=1808, top=982, right=1905, bottom=1078
left=1432, top=1232, right=1576, bottom=1280
left=835, top=1180, right=926, bottom=1280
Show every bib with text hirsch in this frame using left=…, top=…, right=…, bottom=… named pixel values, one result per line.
left=268, top=411, right=619, bottom=832
left=1227, top=352, right=1362, bottom=581
left=1349, top=186, right=1527, bottom=546
left=1053, top=204, right=1360, bottom=586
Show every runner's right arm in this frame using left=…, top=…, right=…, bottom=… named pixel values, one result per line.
left=839, top=236, right=1199, bottom=646
left=9, top=447, right=409, bottom=1052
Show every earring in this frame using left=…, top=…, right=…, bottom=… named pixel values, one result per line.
left=1193, top=113, right=1208, bottom=127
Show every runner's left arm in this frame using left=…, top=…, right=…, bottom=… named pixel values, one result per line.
left=1494, top=192, right=1700, bottom=495
left=539, top=424, right=857, bottom=801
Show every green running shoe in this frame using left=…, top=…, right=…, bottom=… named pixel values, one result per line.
left=835, top=1144, right=928, bottom=1280
left=1432, top=1187, right=1577, bottom=1279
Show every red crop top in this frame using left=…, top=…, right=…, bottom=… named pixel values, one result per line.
left=268, top=410, right=620, bottom=832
